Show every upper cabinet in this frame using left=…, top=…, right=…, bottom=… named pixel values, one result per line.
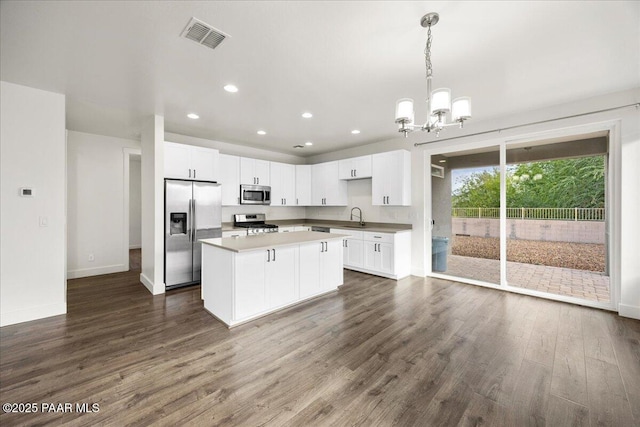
left=372, top=150, right=411, bottom=206
left=311, top=161, right=347, bottom=206
left=339, top=155, right=372, bottom=180
left=270, top=162, right=296, bottom=206
left=240, top=157, right=270, bottom=186
left=219, top=154, right=240, bottom=206
left=295, top=165, right=312, bottom=206
left=164, top=141, right=219, bottom=181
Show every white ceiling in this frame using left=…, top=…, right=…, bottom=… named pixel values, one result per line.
left=1, top=1, right=638, bottom=156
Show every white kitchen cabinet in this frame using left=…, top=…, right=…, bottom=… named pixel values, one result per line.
left=235, top=246, right=296, bottom=320
left=330, top=228, right=364, bottom=269
left=270, top=162, right=296, bottom=206
left=344, top=238, right=365, bottom=269
left=278, top=226, right=295, bottom=233
left=240, top=157, right=270, bottom=186
left=330, top=228, right=411, bottom=280
left=339, top=155, right=372, bottom=180
left=222, top=230, right=246, bottom=238
left=219, top=154, right=240, bottom=206
left=265, top=246, right=297, bottom=308
left=372, top=150, right=411, bottom=206
left=295, top=165, right=312, bottom=206
left=311, top=161, right=347, bottom=206
left=234, top=250, right=267, bottom=320
left=299, top=239, right=343, bottom=299
left=202, top=234, right=344, bottom=327
left=164, top=141, right=219, bottom=181
left=294, top=226, right=311, bottom=232
left=363, top=241, right=394, bottom=275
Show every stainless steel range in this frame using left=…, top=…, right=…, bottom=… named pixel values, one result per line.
left=233, top=213, right=279, bottom=235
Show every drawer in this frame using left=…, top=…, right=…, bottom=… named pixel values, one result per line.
left=363, top=231, right=394, bottom=244
left=223, top=230, right=247, bottom=238
left=330, top=228, right=364, bottom=239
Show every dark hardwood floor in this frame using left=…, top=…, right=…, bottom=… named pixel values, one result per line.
left=1, top=252, right=639, bottom=426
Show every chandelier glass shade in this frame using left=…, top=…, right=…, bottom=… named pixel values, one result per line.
left=395, top=12, right=471, bottom=137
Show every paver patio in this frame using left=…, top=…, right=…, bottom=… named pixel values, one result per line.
left=444, top=254, right=610, bottom=302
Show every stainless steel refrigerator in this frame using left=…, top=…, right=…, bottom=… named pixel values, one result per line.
left=165, top=179, right=221, bottom=290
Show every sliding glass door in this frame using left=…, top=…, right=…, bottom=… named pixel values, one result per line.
left=430, top=146, right=501, bottom=286
left=428, top=131, right=612, bottom=307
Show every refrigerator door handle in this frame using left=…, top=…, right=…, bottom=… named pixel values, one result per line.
left=192, top=199, right=197, bottom=242
left=187, top=199, right=191, bottom=242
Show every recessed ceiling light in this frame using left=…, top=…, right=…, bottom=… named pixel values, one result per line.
left=305, top=142, right=313, bottom=146
left=301, top=112, right=313, bottom=118
left=351, top=129, right=361, bottom=134
left=224, top=84, right=238, bottom=93
left=257, top=130, right=266, bottom=135
left=187, top=113, right=199, bottom=119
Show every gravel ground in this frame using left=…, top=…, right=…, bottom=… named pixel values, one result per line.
left=451, top=236, right=606, bottom=272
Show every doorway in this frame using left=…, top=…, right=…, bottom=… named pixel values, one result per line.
left=123, top=148, right=142, bottom=272
left=427, top=128, right=615, bottom=310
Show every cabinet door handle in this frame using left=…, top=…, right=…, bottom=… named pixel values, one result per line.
left=257, top=177, right=259, bottom=185
left=296, top=198, right=299, bottom=205
left=267, top=249, right=271, bottom=262
left=189, top=169, right=192, bottom=178
left=237, top=197, right=240, bottom=204
left=272, top=249, right=276, bottom=261
left=194, top=169, right=197, bottom=179
left=321, top=242, right=324, bottom=253
left=284, top=198, right=286, bottom=205
left=345, top=240, right=348, bottom=248
left=354, top=169, right=357, bottom=177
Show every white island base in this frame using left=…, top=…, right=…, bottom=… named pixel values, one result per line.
left=201, top=231, right=344, bottom=327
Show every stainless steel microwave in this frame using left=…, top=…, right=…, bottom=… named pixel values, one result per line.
left=240, top=184, right=271, bottom=205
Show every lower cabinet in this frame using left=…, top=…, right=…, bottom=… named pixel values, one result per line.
left=235, top=247, right=296, bottom=320
left=203, top=238, right=344, bottom=326
left=344, top=237, right=364, bottom=269
left=331, top=228, right=411, bottom=280
left=234, top=250, right=267, bottom=320
left=265, top=246, right=297, bottom=308
left=299, top=240, right=343, bottom=299
left=363, top=241, right=394, bottom=275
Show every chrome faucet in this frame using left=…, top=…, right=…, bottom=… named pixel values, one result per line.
left=350, top=207, right=365, bottom=227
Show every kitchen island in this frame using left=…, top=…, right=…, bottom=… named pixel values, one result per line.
left=200, top=231, right=345, bottom=327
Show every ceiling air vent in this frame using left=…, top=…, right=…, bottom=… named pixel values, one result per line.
left=181, top=17, right=229, bottom=50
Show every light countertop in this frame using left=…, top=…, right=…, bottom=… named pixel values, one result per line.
left=201, top=231, right=345, bottom=253
left=222, top=219, right=411, bottom=234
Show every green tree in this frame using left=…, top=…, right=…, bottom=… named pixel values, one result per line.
left=452, top=156, right=605, bottom=208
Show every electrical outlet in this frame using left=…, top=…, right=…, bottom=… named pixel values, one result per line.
left=88, top=254, right=95, bottom=262
left=39, top=216, right=48, bottom=227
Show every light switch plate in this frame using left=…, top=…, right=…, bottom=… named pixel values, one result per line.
left=39, top=216, right=48, bottom=227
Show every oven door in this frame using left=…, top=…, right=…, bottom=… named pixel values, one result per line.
left=240, top=185, right=271, bottom=205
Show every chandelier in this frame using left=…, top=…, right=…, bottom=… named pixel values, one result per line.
left=395, top=12, right=471, bottom=137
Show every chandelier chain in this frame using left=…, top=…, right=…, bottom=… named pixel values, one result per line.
left=424, top=23, right=432, bottom=79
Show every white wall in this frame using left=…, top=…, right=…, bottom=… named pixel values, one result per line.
left=129, top=157, right=142, bottom=248
left=0, top=81, right=66, bottom=326
left=141, top=115, right=165, bottom=294
left=165, top=132, right=305, bottom=164
left=66, top=131, right=141, bottom=278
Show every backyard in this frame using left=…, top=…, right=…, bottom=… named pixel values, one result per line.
left=451, top=235, right=606, bottom=272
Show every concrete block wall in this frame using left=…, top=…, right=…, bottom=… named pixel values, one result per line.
left=452, top=218, right=605, bottom=244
